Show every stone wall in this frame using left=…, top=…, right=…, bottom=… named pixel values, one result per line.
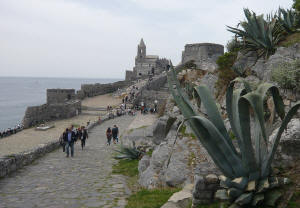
left=182, top=43, right=224, bottom=72
left=80, top=80, right=133, bottom=98
left=125, top=70, right=135, bottom=81
left=47, top=89, right=76, bottom=104
left=22, top=101, right=81, bottom=128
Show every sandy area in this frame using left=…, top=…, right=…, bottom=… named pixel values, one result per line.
left=0, top=94, right=122, bottom=157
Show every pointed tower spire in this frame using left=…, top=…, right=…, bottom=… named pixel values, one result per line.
left=139, top=38, right=145, bottom=47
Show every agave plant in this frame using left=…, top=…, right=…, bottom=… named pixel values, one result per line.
left=278, top=7, right=298, bottom=33
left=167, top=65, right=300, bottom=207
left=114, top=142, right=143, bottom=160
left=227, top=9, right=283, bottom=59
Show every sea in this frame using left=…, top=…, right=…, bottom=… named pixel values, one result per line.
left=0, top=77, right=121, bottom=131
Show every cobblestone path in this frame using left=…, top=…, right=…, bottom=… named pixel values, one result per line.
left=0, top=115, right=135, bottom=208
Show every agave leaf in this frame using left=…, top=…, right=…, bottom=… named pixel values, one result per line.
left=226, top=78, right=251, bottom=154
left=262, top=101, right=300, bottom=177
left=188, top=116, right=246, bottom=177
left=238, top=96, right=259, bottom=175
left=255, top=83, right=285, bottom=120
left=194, top=85, right=237, bottom=154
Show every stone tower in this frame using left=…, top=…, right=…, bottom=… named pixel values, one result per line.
left=136, top=38, right=146, bottom=63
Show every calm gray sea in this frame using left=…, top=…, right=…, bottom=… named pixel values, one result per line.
left=0, top=77, right=120, bottom=131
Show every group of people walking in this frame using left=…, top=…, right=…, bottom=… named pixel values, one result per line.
left=106, top=125, right=119, bottom=145
left=59, top=125, right=88, bottom=157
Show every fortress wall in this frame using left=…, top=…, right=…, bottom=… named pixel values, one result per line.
left=22, top=101, right=81, bottom=129
left=182, top=43, right=224, bottom=71
left=47, top=89, right=75, bottom=104
left=80, top=80, right=133, bottom=98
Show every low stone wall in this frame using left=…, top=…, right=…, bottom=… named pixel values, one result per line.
left=79, top=80, right=133, bottom=99
left=192, top=174, right=220, bottom=207
left=0, top=114, right=111, bottom=178
left=0, top=141, right=60, bottom=178
left=22, top=100, right=81, bottom=129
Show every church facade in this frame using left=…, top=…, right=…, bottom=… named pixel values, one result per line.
left=125, top=39, right=169, bottom=81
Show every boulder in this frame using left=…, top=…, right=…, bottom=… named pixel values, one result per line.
left=269, top=118, right=300, bottom=166
left=138, top=155, right=150, bottom=174
left=152, top=116, right=176, bottom=145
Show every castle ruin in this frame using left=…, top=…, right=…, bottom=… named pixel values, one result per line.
left=181, top=43, right=224, bottom=71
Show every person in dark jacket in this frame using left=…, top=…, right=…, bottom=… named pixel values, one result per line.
left=64, top=128, right=75, bottom=157
left=106, top=127, right=112, bottom=146
left=112, top=125, right=119, bottom=144
left=81, top=126, right=88, bottom=150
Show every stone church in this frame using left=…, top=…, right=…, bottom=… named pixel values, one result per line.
left=125, top=39, right=169, bottom=81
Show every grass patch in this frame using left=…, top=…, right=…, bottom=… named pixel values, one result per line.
left=126, top=188, right=180, bottom=208
left=112, top=159, right=139, bottom=177
left=279, top=32, right=300, bottom=47
left=146, top=149, right=153, bottom=157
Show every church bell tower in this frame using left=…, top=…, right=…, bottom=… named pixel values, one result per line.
left=137, top=38, right=146, bottom=60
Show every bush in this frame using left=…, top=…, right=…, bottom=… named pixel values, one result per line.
left=293, top=0, right=300, bottom=13
left=215, top=52, right=238, bottom=98
left=226, top=38, right=242, bottom=53
left=271, top=59, right=300, bottom=90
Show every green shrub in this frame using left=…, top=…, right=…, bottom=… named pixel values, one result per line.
left=215, top=52, right=238, bottom=98
left=226, top=38, right=242, bottom=53
left=271, top=60, right=300, bottom=90
left=293, top=0, right=300, bottom=13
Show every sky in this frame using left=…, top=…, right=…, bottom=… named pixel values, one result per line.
left=0, top=0, right=293, bottom=79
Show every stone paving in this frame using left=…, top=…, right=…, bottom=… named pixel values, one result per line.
left=0, top=115, right=135, bottom=208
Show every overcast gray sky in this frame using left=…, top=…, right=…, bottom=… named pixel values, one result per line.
left=0, top=0, right=293, bottom=79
